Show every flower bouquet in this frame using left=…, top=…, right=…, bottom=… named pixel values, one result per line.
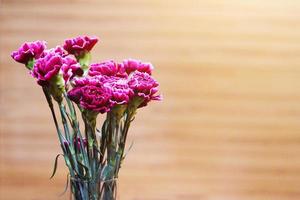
left=11, top=36, right=161, bottom=200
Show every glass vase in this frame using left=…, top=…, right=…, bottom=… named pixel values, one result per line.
left=70, top=177, right=117, bottom=200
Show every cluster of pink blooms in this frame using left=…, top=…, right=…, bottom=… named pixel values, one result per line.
left=11, top=36, right=161, bottom=113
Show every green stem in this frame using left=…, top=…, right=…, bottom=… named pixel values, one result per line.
left=82, top=110, right=100, bottom=200
left=42, top=87, right=75, bottom=180
left=63, top=93, right=90, bottom=174
left=42, top=87, right=68, bottom=156
left=115, top=111, right=133, bottom=177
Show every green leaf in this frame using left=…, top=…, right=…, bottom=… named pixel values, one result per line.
left=101, top=120, right=108, bottom=137
left=77, top=160, right=90, bottom=178
left=50, top=154, right=63, bottom=179
left=114, top=151, right=122, bottom=172
left=101, top=165, right=114, bottom=181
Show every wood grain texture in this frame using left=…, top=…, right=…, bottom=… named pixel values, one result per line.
left=1, top=0, right=300, bottom=199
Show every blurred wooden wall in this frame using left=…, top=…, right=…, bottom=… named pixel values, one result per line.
left=1, top=0, right=300, bottom=199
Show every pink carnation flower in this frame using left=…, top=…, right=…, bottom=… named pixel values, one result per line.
left=63, top=36, right=98, bottom=56
left=89, top=60, right=127, bottom=77
left=32, top=53, right=63, bottom=86
left=121, top=59, right=154, bottom=75
left=61, top=56, right=83, bottom=84
left=42, top=46, right=66, bottom=57
left=67, top=77, right=113, bottom=113
left=32, top=46, right=82, bottom=86
left=11, top=40, right=46, bottom=64
left=102, top=76, right=133, bottom=105
left=128, top=71, right=161, bottom=107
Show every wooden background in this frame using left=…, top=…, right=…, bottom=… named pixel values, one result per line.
left=1, top=0, right=300, bottom=199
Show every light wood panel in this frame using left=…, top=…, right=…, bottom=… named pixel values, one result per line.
left=1, top=0, right=300, bottom=199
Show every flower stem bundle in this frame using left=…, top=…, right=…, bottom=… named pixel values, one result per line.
left=11, top=36, right=161, bottom=200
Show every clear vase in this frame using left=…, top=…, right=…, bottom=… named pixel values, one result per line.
left=101, top=179, right=117, bottom=200
left=70, top=177, right=117, bottom=200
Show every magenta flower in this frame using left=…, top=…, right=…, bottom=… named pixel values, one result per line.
left=11, top=40, right=46, bottom=64
left=31, top=53, right=63, bottom=86
left=121, top=59, right=154, bottom=75
left=68, top=77, right=113, bottom=113
left=61, top=56, right=83, bottom=84
left=42, top=46, right=66, bottom=57
left=63, top=36, right=98, bottom=56
left=89, top=60, right=127, bottom=77
left=102, top=76, right=133, bottom=105
left=128, top=71, right=161, bottom=107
